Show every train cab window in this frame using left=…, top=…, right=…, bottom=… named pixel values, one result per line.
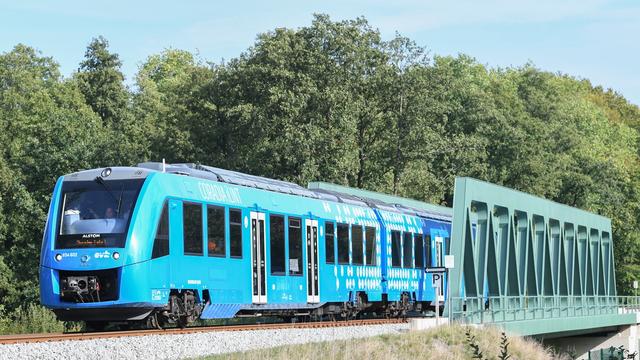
left=207, top=205, right=225, bottom=257
left=352, top=225, right=363, bottom=265
left=183, top=202, right=203, bottom=255
left=151, top=203, right=169, bottom=259
left=337, top=223, right=349, bottom=264
left=391, top=230, right=401, bottom=267
left=365, top=226, right=376, bottom=266
left=270, top=215, right=285, bottom=275
left=288, top=217, right=302, bottom=275
left=56, top=178, right=143, bottom=249
left=403, top=232, right=413, bottom=268
left=414, top=233, right=424, bottom=268
left=325, top=222, right=335, bottom=264
left=229, top=208, right=243, bottom=258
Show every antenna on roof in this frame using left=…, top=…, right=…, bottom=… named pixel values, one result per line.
left=162, top=158, right=166, bottom=173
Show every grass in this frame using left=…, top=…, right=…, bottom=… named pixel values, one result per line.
left=201, top=324, right=567, bottom=360
left=0, top=303, right=82, bottom=335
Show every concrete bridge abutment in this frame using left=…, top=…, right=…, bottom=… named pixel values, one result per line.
left=541, top=322, right=638, bottom=360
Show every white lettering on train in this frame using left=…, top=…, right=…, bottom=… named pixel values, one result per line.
left=197, top=182, right=242, bottom=204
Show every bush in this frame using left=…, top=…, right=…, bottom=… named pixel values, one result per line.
left=0, top=303, right=82, bottom=335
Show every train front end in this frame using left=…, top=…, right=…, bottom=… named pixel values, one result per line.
left=39, top=167, right=155, bottom=322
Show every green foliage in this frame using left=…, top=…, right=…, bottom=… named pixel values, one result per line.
left=605, top=345, right=627, bottom=360
left=0, top=303, right=81, bottom=334
left=465, top=326, right=485, bottom=359
left=76, top=36, right=129, bottom=125
left=499, top=332, right=512, bottom=360
left=1, top=14, right=640, bottom=325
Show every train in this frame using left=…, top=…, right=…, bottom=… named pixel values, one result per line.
left=39, top=162, right=452, bottom=328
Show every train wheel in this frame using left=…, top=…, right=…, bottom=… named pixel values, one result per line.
left=177, top=316, right=189, bottom=329
left=147, top=313, right=163, bottom=330
left=85, top=321, right=108, bottom=332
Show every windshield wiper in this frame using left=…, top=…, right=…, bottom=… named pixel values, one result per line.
left=94, top=176, right=120, bottom=207
left=116, top=183, right=124, bottom=217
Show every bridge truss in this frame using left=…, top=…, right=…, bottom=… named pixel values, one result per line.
left=447, top=177, right=636, bottom=336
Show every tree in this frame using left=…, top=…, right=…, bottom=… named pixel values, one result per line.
left=0, top=44, right=108, bottom=309
left=76, top=36, right=129, bottom=125
left=2, top=15, right=640, bottom=313
left=134, top=49, right=213, bottom=163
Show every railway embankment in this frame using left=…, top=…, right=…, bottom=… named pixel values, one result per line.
left=0, top=321, right=406, bottom=359
left=0, top=321, right=565, bottom=359
left=204, top=324, right=563, bottom=360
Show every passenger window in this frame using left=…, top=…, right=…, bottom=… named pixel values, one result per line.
left=183, top=202, right=203, bottom=255
left=352, top=225, right=363, bottom=265
left=391, top=230, right=401, bottom=267
left=229, top=208, right=243, bottom=258
left=151, top=203, right=169, bottom=259
left=288, top=217, right=302, bottom=275
left=337, top=223, right=349, bottom=264
left=365, top=226, right=376, bottom=266
left=207, top=205, right=225, bottom=257
left=403, top=232, right=413, bottom=268
left=414, top=233, right=424, bottom=268
left=325, top=222, right=335, bottom=263
left=270, top=215, right=285, bottom=275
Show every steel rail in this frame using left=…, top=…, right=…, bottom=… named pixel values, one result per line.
left=0, top=318, right=407, bottom=345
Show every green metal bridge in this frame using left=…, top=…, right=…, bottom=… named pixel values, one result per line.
left=447, top=177, right=639, bottom=337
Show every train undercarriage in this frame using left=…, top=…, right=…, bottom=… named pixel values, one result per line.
left=57, top=287, right=441, bottom=331
left=140, top=290, right=441, bottom=330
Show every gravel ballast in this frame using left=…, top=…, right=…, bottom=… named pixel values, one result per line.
left=0, top=323, right=408, bottom=360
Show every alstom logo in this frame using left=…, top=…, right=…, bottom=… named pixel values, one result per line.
left=82, top=234, right=100, bottom=238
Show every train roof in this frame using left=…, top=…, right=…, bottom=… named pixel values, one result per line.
left=308, top=182, right=452, bottom=221
left=135, top=162, right=452, bottom=221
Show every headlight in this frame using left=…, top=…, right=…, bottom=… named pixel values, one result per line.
left=113, top=252, right=120, bottom=260
left=55, top=253, right=62, bottom=261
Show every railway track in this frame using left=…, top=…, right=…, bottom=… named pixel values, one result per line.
left=0, top=318, right=407, bottom=345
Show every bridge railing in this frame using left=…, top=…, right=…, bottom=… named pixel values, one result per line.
left=448, top=296, right=639, bottom=324
left=617, top=296, right=640, bottom=312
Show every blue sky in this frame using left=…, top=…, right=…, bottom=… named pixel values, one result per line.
left=1, top=0, right=639, bottom=105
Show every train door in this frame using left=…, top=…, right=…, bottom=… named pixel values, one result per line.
left=149, top=200, right=173, bottom=291
left=167, top=199, right=182, bottom=287
left=435, top=236, right=443, bottom=267
left=250, top=212, right=267, bottom=304
left=435, top=235, right=444, bottom=298
left=306, top=219, right=319, bottom=303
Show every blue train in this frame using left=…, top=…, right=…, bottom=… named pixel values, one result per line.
left=39, top=163, right=452, bottom=328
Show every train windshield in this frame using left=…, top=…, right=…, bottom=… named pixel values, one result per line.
left=56, top=178, right=144, bottom=249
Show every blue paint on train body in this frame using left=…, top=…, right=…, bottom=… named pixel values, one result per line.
left=39, top=166, right=451, bottom=320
